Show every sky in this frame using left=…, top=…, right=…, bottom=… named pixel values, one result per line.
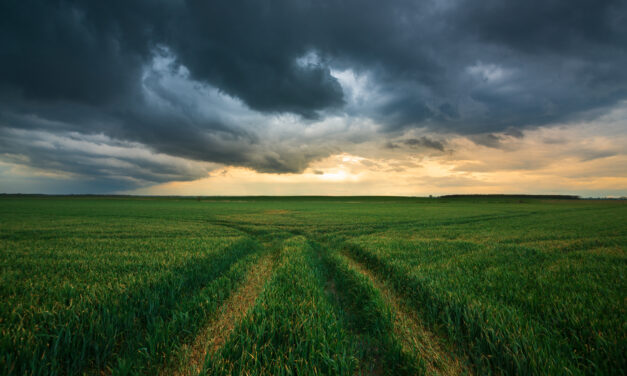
left=1, top=0, right=626, bottom=196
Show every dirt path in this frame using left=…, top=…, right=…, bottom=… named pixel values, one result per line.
left=164, top=252, right=275, bottom=376
left=341, top=252, right=471, bottom=376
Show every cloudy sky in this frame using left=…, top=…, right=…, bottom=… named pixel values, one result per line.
left=1, top=0, right=626, bottom=196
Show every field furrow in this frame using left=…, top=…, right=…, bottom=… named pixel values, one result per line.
left=100, top=238, right=265, bottom=374
left=202, top=236, right=360, bottom=376
left=315, top=242, right=424, bottom=375
left=340, top=251, right=470, bottom=376
left=0, top=229, right=262, bottom=374
left=166, top=251, right=277, bottom=376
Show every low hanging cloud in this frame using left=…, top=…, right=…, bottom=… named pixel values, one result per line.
left=403, top=137, right=446, bottom=152
left=1, top=0, right=626, bottom=192
left=383, top=137, right=446, bottom=152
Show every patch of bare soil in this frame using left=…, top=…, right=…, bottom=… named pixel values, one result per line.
left=263, top=209, right=292, bottom=214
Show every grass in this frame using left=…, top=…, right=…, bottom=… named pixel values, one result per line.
left=340, top=252, right=468, bottom=375
left=168, top=251, right=276, bottom=376
left=0, top=196, right=624, bottom=375
left=203, top=236, right=359, bottom=376
left=317, top=242, right=425, bottom=375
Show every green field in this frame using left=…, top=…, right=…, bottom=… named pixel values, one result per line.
left=1, top=196, right=625, bottom=375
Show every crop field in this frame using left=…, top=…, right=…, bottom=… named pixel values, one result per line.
left=0, top=196, right=625, bottom=375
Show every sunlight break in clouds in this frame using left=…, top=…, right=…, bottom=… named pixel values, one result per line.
left=133, top=109, right=627, bottom=197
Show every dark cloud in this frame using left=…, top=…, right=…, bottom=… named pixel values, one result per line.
left=578, top=149, right=618, bottom=162
left=403, top=137, right=446, bottom=152
left=383, top=141, right=400, bottom=149
left=171, top=0, right=346, bottom=117
left=469, top=134, right=504, bottom=149
left=504, top=128, right=524, bottom=139
left=0, top=0, right=170, bottom=105
left=383, top=137, right=445, bottom=151
left=455, top=0, right=627, bottom=54
left=1, top=0, right=626, bottom=191
left=0, top=127, right=213, bottom=190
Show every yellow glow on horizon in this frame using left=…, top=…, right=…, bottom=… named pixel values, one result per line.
left=128, top=124, right=627, bottom=196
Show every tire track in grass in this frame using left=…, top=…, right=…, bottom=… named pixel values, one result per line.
left=340, top=252, right=471, bottom=376
left=315, top=244, right=424, bottom=376
left=164, top=251, right=276, bottom=376
left=203, top=236, right=359, bottom=376
left=95, top=237, right=260, bottom=375
left=321, top=267, right=383, bottom=376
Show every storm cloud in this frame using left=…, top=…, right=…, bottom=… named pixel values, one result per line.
left=1, top=0, right=626, bottom=191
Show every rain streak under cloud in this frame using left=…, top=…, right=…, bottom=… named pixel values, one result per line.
left=1, top=0, right=626, bottom=196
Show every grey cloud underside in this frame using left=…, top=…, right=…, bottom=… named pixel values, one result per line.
left=385, top=137, right=446, bottom=152
left=1, top=0, right=626, bottom=189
